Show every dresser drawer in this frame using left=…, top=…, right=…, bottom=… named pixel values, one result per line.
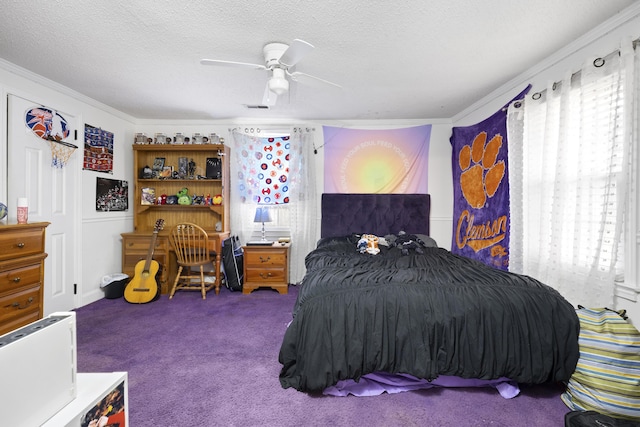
left=123, top=252, right=168, bottom=267
left=0, top=310, right=40, bottom=336
left=245, top=267, right=287, bottom=283
left=244, top=249, right=287, bottom=267
left=0, top=264, right=41, bottom=294
left=0, top=285, right=41, bottom=326
left=123, top=236, right=167, bottom=253
left=0, top=228, right=45, bottom=261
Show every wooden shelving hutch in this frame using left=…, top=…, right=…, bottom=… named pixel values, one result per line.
left=121, top=143, right=230, bottom=295
left=131, top=144, right=230, bottom=233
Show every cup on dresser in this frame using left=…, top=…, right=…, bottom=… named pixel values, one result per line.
left=17, top=197, right=28, bottom=224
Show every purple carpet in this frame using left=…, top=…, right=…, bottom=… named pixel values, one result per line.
left=75, top=285, right=572, bottom=426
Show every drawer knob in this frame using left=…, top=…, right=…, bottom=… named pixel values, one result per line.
left=12, top=277, right=21, bottom=283
left=259, top=272, right=273, bottom=279
left=16, top=242, right=25, bottom=248
left=11, top=297, right=34, bottom=310
left=259, top=256, right=271, bottom=263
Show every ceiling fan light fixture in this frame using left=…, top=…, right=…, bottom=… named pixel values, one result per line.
left=268, top=77, right=289, bottom=96
left=268, top=68, right=289, bottom=95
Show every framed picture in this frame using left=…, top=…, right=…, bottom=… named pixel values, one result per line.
left=159, top=166, right=173, bottom=178
left=96, top=177, right=129, bottom=212
left=141, top=187, right=156, bottom=205
left=178, top=157, right=188, bottom=178
left=152, top=157, right=165, bottom=170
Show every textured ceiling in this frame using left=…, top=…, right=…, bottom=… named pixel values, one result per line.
left=0, top=0, right=636, bottom=121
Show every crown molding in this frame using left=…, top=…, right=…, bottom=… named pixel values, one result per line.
left=452, top=2, right=640, bottom=123
left=0, top=58, right=136, bottom=124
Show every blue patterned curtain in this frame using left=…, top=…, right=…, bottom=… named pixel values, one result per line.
left=236, top=134, right=291, bottom=204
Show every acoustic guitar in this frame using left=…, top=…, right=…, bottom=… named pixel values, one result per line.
left=124, top=219, right=164, bottom=304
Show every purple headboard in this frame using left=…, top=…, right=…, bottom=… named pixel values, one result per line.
left=321, top=193, right=430, bottom=238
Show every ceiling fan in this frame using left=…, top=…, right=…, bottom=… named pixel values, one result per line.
left=200, top=39, right=341, bottom=106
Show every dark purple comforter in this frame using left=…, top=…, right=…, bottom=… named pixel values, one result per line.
left=279, top=236, right=579, bottom=393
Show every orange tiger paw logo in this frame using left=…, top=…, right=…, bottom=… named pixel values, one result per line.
left=459, top=131, right=505, bottom=209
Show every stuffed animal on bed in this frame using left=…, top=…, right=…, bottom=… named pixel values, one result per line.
left=386, top=231, right=428, bottom=256
left=356, top=234, right=380, bottom=255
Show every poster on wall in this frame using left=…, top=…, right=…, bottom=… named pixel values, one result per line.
left=96, top=177, right=128, bottom=212
left=450, top=86, right=529, bottom=270
left=322, top=125, right=431, bottom=194
left=83, top=124, right=114, bottom=173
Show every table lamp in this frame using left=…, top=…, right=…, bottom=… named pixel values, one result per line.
left=254, top=206, right=272, bottom=242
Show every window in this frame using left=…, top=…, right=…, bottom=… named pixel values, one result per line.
left=236, top=135, right=291, bottom=205
left=508, top=48, right=632, bottom=308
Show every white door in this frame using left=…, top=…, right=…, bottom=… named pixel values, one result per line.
left=7, top=94, right=78, bottom=314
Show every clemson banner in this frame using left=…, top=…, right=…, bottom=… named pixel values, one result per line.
left=450, top=87, right=529, bottom=270
left=323, top=125, right=431, bottom=193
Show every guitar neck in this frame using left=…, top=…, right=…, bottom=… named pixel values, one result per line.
left=143, top=231, right=160, bottom=273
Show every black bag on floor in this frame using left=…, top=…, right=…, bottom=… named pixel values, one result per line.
left=222, top=236, right=244, bottom=291
left=565, top=411, right=640, bottom=427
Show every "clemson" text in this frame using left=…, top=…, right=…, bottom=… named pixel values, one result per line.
left=456, top=210, right=507, bottom=252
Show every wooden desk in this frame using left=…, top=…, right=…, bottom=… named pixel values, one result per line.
left=121, top=230, right=229, bottom=295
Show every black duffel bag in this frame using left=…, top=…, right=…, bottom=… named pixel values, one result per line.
left=565, top=411, right=640, bottom=427
left=221, top=236, right=244, bottom=291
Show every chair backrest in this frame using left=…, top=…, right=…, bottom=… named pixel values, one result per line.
left=169, top=223, right=210, bottom=266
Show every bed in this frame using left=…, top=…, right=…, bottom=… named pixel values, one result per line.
left=278, top=193, right=580, bottom=395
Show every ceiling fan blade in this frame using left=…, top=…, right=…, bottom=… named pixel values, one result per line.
left=262, top=82, right=277, bottom=106
left=288, top=70, right=341, bottom=89
left=278, top=39, right=314, bottom=67
left=200, top=59, right=266, bottom=70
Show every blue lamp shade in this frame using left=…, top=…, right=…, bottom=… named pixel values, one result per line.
left=254, top=206, right=272, bottom=242
left=253, top=207, right=272, bottom=223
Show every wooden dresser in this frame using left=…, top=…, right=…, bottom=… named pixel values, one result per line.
left=242, top=243, right=290, bottom=294
left=0, top=222, right=49, bottom=335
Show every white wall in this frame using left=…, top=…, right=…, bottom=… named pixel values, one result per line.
left=4, top=6, right=638, bottom=319
left=0, top=60, right=137, bottom=309
left=135, top=119, right=454, bottom=250
left=452, top=9, right=640, bottom=325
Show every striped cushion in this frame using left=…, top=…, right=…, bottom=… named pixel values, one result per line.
left=561, top=307, right=640, bottom=421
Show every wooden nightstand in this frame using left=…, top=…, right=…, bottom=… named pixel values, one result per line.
left=242, top=243, right=290, bottom=294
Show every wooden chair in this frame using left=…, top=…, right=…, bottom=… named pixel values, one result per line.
left=168, top=223, right=216, bottom=299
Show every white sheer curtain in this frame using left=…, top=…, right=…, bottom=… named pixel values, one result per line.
left=287, top=127, right=319, bottom=284
left=230, top=129, right=261, bottom=245
left=507, top=38, right=635, bottom=308
left=230, top=127, right=318, bottom=284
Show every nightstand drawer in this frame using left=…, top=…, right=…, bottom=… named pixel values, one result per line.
left=245, top=267, right=286, bottom=283
left=244, top=249, right=287, bottom=267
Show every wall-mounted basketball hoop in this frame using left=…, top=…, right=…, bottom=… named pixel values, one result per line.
left=24, top=105, right=76, bottom=168
left=48, top=139, right=78, bottom=168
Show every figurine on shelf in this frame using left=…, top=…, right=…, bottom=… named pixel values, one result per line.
left=140, top=165, right=153, bottom=179
left=204, top=194, right=212, bottom=205
left=188, top=158, right=196, bottom=179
